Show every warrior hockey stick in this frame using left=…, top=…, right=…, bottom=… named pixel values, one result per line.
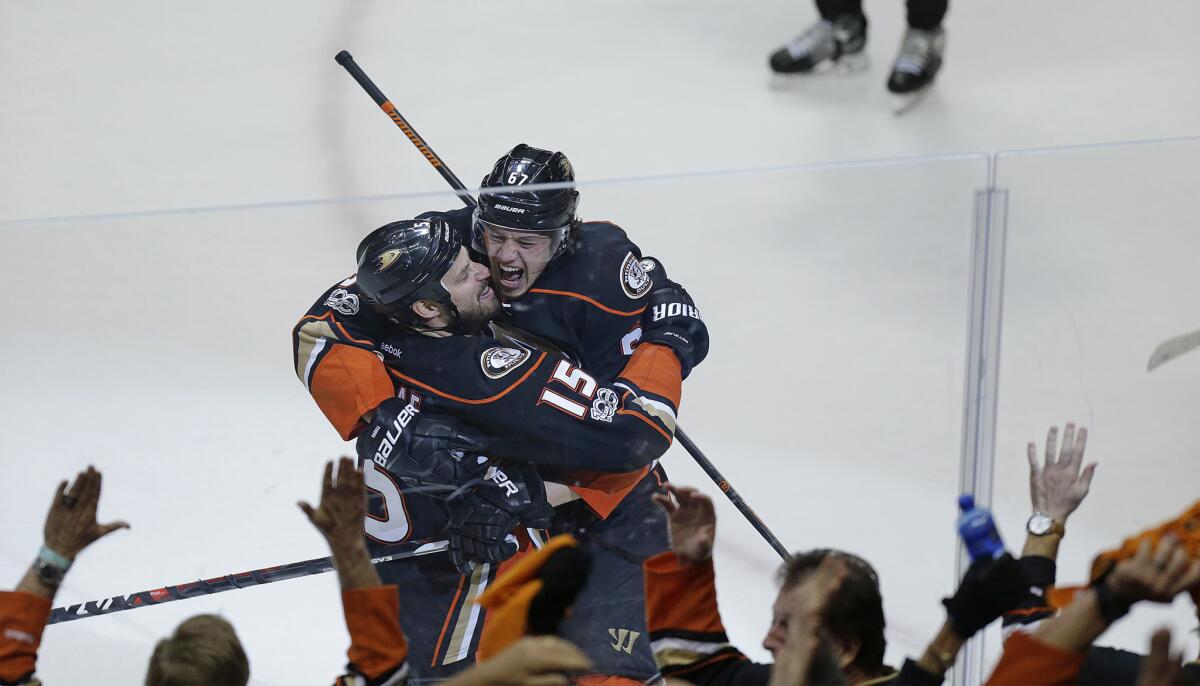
left=47, top=538, right=448, bottom=625
left=335, top=50, right=793, bottom=562
left=335, top=51, right=477, bottom=210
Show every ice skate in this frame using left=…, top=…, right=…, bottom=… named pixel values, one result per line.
left=769, top=14, right=868, bottom=77
left=888, top=26, right=945, bottom=114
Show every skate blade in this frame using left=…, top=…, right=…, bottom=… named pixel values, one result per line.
left=891, top=86, right=930, bottom=115
left=835, top=52, right=869, bottom=74
left=768, top=53, right=869, bottom=90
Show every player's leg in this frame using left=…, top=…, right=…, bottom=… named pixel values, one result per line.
left=552, top=468, right=671, bottom=682
left=769, top=0, right=868, bottom=74
left=887, top=0, right=948, bottom=94
left=372, top=555, right=492, bottom=682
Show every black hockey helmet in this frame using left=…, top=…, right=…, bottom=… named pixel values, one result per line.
left=473, top=144, right=579, bottom=257
left=356, top=216, right=462, bottom=326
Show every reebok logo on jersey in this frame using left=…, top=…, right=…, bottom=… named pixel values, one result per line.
left=620, top=252, right=652, bottom=299
left=371, top=400, right=420, bottom=469
left=480, top=347, right=531, bottom=379
left=378, top=342, right=404, bottom=358
left=494, top=204, right=527, bottom=214
left=324, top=288, right=360, bottom=316
left=652, top=303, right=702, bottom=321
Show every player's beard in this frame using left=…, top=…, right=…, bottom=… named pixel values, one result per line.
left=455, top=294, right=502, bottom=334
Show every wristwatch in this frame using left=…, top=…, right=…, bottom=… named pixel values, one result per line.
left=1027, top=512, right=1065, bottom=537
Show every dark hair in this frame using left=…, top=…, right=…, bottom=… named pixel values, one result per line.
left=145, top=614, right=249, bottom=686
left=780, top=549, right=886, bottom=673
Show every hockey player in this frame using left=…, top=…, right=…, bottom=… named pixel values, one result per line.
left=767, top=0, right=947, bottom=104
left=467, top=145, right=711, bottom=681
left=296, top=144, right=708, bottom=682
left=294, top=215, right=706, bottom=682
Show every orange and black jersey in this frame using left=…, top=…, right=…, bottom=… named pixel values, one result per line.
left=433, top=206, right=658, bottom=381
left=502, top=220, right=658, bottom=381
left=642, top=551, right=770, bottom=685
left=372, top=324, right=681, bottom=477
left=293, top=277, right=683, bottom=516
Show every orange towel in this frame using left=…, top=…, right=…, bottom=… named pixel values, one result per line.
left=475, top=535, right=583, bottom=660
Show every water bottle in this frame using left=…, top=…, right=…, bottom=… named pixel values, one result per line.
left=957, top=494, right=1005, bottom=561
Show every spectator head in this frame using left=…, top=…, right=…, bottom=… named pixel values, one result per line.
left=145, top=614, right=249, bottom=686
left=763, top=548, right=886, bottom=677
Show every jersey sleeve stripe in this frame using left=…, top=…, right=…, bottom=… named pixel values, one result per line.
left=527, top=288, right=647, bottom=317
left=387, top=352, right=547, bottom=405
left=631, top=396, right=677, bottom=433
left=294, top=318, right=340, bottom=383
left=302, top=337, right=328, bottom=390
left=616, top=408, right=672, bottom=442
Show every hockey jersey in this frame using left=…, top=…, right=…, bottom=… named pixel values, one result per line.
left=434, top=206, right=660, bottom=380
left=293, top=277, right=682, bottom=521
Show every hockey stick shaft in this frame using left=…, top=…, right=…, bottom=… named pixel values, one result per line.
left=335, top=51, right=477, bottom=210
left=675, top=427, right=792, bottom=562
left=331, top=52, right=791, bottom=562
left=47, top=539, right=448, bottom=625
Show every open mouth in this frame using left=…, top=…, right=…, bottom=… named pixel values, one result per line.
left=479, top=283, right=494, bottom=301
left=498, top=265, right=524, bottom=290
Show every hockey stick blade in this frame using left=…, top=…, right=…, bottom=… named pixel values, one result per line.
left=1147, top=328, right=1200, bottom=372
left=48, top=539, right=447, bottom=625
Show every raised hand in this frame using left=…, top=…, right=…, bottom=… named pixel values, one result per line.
left=298, top=456, right=367, bottom=552
left=1027, top=423, right=1096, bottom=523
left=44, top=466, right=129, bottom=559
left=651, top=484, right=716, bottom=564
left=1106, top=536, right=1200, bottom=605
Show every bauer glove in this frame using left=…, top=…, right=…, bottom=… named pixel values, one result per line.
left=356, top=399, right=489, bottom=488
left=942, top=553, right=1036, bottom=638
left=639, top=257, right=709, bottom=378
left=444, top=462, right=554, bottom=574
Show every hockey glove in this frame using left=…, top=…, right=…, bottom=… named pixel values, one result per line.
left=639, top=257, right=709, bottom=378
left=444, top=462, right=554, bottom=574
left=356, top=398, right=489, bottom=488
left=942, top=553, right=1036, bottom=638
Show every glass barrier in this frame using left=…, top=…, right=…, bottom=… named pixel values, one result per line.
left=0, top=155, right=987, bottom=683
left=985, top=138, right=1200, bottom=671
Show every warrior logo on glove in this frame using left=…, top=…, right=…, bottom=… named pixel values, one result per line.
left=651, top=302, right=702, bottom=322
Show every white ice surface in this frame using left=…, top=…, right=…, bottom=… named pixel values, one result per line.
left=2, top=1, right=1199, bottom=684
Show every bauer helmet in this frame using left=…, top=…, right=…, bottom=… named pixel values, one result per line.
left=356, top=216, right=461, bottom=327
left=473, top=144, right=579, bottom=258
